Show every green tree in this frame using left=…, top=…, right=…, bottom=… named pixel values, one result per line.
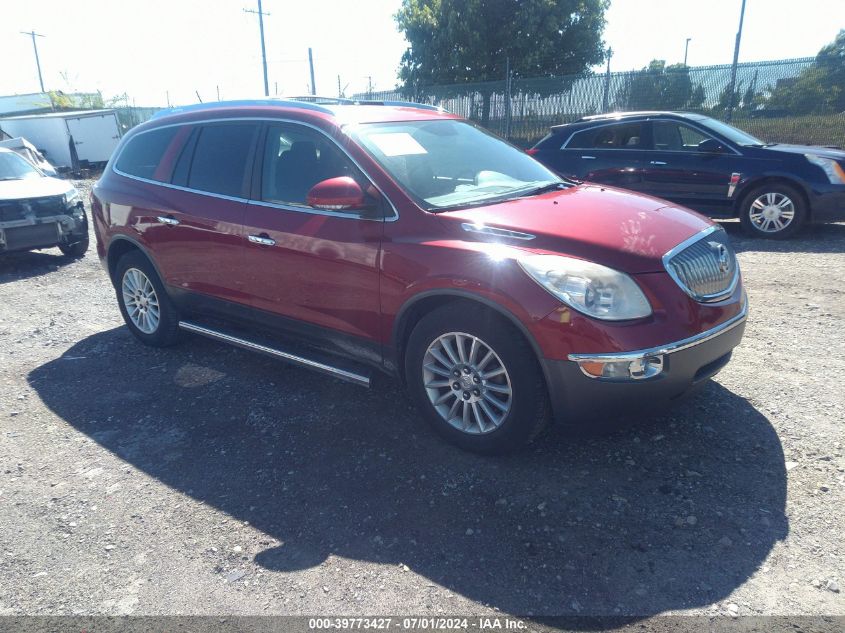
left=710, top=79, right=762, bottom=117
left=48, top=90, right=73, bottom=110
left=395, top=0, right=609, bottom=125
left=615, top=60, right=705, bottom=111
left=75, top=92, right=105, bottom=109
left=766, top=30, right=845, bottom=115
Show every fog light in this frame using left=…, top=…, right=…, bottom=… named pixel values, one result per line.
left=577, top=355, right=664, bottom=380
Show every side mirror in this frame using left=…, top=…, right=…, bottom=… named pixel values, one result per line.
left=698, top=138, right=726, bottom=153
left=306, top=177, right=366, bottom=211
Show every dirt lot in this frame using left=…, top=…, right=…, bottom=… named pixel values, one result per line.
left=0, top=179, right=843, bottom=624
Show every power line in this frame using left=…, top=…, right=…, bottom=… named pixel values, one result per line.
left=243, top=0, right=270, bottom=97
left=20, top=30, right=46, bottom=93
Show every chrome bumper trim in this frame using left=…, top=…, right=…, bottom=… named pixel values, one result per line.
left=567, top=299, right=748, bottom=364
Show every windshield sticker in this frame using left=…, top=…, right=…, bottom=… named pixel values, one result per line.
left=368, top=132, right=428, bottom=157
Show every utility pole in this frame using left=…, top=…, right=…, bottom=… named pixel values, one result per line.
left=367, top=75, right=373, bottom=98
left=20, top=30, right=46, bottom=93
left=308, top=48, right=316, bottom=95
left=684, top=38, right=692, bottom=66
left=504, top=56, right=512, bottom=139
left=338, top=75, right=342, bottom=98
left=244, top=0, right=270, bottom=96
left=601, top=47, right=613, bottom=113
left=726, top=0, right=747, bottom=122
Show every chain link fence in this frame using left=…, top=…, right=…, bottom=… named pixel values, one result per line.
left=356, top=57, right=845, bottom=148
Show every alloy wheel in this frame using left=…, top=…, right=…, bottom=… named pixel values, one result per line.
left=422, top=332, right=513, bottom=435
left=749, top=192, right=796, bottom=233
left=122, top=267, right=160, bottom=334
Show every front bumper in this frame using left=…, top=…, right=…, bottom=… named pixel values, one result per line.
left=541, top=301, right=748, bottom=424
left=0, top=206, right=87, bottom=253
left=810, top=185, right=845, bottom=223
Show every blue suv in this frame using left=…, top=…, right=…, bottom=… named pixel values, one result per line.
left=528, top=111, right=845, bottom=239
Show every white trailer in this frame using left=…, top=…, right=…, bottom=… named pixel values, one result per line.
left=0, top=110, right=121, bottom=171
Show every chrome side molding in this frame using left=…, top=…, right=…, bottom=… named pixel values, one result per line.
left=178, top=321, right=371, bottom=387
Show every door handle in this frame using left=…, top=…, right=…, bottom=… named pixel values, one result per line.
left=581, top=155, right=597, bottom=160
left=248, top=234, right=276, bottom=246
left=649, top=161, right=667, bottom=166
left=156, top=215, right=180, bottom=226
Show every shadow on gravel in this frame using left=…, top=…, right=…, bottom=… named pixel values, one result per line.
left=721, top=220, right=845, bottom=254
left=29, top=328, right=788, bottom=621
left=0, top=248, right=80, bottom=284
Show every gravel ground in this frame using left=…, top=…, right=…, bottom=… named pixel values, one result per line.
left=0, top=179, right=843, bottom=623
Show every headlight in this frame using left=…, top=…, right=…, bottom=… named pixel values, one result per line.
left=518, top=254, right=652, bottom=321
left=805, top=154, right=845, bottom=184
left=63, top=188, right=81, bottom=207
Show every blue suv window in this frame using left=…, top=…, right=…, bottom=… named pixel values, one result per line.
left=653, top=120, right=714, bottom=152
left=567, top=122, right=643, bottom=149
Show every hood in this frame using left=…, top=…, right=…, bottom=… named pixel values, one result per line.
left=0, top=176, right=74, bottom=201
left=439, top=184, right=714, bottom=273
left=760, top=143, right=845, bottom=160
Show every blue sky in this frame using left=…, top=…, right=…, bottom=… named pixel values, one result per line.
left=2, top=0, right=843, bottom=106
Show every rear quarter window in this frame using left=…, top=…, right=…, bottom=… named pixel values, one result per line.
left=567, top=122, right=644, bottom=149
left=115, top=127, right=181, bottom=181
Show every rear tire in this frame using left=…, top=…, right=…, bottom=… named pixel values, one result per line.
left=114, top=251, right=181, bottom=347
left=404, top=304, right=550, bottom=454
left=739, top=183, right=806, bottom=239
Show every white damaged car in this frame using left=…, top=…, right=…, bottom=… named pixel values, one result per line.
left=0, top=147, right=88, bottom=257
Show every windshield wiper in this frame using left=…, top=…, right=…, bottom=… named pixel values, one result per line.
left=517, top=182, right=568, bottom=198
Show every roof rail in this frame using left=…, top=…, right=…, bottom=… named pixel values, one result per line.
left=149, top=96, right=447, bottom=121
left=287, top=95, right=444, bottom=112
left=355, top=99, right=443, bottom=112
left=578, top=110, right=690, bottom=121
left=286, top=95, right=355, bottom=105
left=150, top=98, right=336, bottom=120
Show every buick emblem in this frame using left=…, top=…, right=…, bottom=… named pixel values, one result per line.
left=711, top=242, right=730, bottom=274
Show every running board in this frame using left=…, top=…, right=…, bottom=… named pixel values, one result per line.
left=178, top=320, right=371, bottom=387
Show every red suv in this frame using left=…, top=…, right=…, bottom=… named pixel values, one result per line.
left=91, top=98, right=747, bottom=454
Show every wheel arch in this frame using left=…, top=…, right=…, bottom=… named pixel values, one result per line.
left=106, top=235, right=163, bottom=286
left=732, top=176, right=812, bottom=220
left=391, top=289, right=548, bottom=383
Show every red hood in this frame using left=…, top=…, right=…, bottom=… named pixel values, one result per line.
left=439, top=184, right=713, bottom=273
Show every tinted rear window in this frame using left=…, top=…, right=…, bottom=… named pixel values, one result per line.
left=115, top=127, right=180, bottom=180
left=187, top=123, right=259, bottom=197
left=567, top=122, right=644, bottom=149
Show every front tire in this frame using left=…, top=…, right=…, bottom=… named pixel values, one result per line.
left=404, top=304, right=550, bottom=454
left=740, top=183, right=806, bottom=239
left=58, top=235, right=89, bottom=258
left=114, top=251, right=181, bottom=347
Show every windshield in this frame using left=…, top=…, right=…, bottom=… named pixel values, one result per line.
left=0, top=151, right=42, bottom=180
left=698, top=116, right=765, bottom=146
left=349, top=119, right=565, bottom=210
